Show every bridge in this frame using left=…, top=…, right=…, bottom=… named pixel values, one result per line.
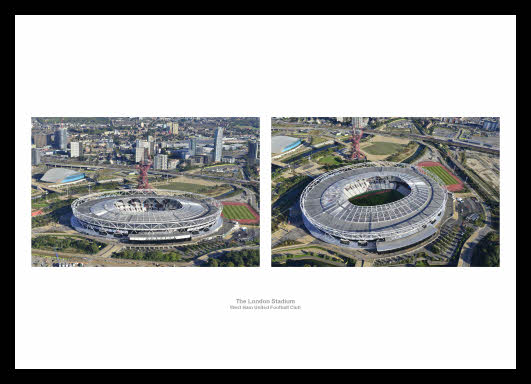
left=271, top=160, right=289, bottom=169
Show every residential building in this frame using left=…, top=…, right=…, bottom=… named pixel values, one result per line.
left=32, top=134, right=48, bottom=148
left=70, top=141, right=82, bottom=158
left=31, top=148, right=41, bottom=166
left=153, top=154, right=168, bottom=170
left=169, top=122, right=179, bottom=135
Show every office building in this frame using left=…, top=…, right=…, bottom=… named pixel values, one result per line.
left=222, top=156, right=235, bottom=164
left=172, top=149, right=188, bottom=160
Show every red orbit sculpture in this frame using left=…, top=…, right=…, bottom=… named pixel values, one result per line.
left=136, top=158, right=152, bottom=189
left=350, top=117, right=365, bottom=160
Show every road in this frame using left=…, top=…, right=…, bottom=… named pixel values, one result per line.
left=271, top=160, right=289, bottom=168
left=458, top=225, right=493, bottom=267
left=275, top=254, right=347, bottom=267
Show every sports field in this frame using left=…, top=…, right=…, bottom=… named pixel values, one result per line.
left=222, top=203, right=258, bottom=222
left=418, top=161, right=463, bottom=192
left=349, top=189, right=405, bottom=206
left=423, top=166, right=458, bottom=185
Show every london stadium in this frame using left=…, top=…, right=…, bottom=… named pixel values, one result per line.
left=300, top=162, right=449, bottom=253
left=71, top=189, right=223, bottom=242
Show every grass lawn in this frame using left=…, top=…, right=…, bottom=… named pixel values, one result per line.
left=317, top=154, right=342, bottom=166
left=222, top=205, right=256, bottom=220
left=32, top=235, right=105, bottom=254
left=424, top=166, right=458, bottom=185
left=311, top=136, right=330, bottom=145
left=363, top=142, right=405, bottom=155
left=32, top=200, right=52, bottom=210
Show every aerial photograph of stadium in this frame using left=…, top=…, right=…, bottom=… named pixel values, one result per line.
left=31, top=117, right=260, bottom=267
left=271, top=117, right=500, bottom=267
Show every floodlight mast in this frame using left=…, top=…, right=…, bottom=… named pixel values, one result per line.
left=350, top=117, right=365, bottom=160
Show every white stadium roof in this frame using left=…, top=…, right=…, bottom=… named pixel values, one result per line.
left=300, top=162, right=448, bottom=245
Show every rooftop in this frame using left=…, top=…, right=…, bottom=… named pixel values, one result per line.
left=40, top=168, right=84, bottom=183
left=301, top=164, right=447, bottom=238
left=271, top=135, right=301, bottom=154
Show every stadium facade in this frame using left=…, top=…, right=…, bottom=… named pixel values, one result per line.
left=271, top=135, right=302, bottom=154
left=40, top=168, right=85, bottom=184
left=71, top=189, right=223, bottom=242
left=300, top=162, right=449, bottom=253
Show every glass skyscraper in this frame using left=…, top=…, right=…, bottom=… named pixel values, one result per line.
left=189, top=138, right=197, bottom=156
left=213, top=127, right=223, bottom=162
left=248, top=140, right=258, bottom=166
left=55, top=128, right=67, bottom=150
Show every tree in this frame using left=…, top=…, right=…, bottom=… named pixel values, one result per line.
left=472, top=232, right=500, bottom=267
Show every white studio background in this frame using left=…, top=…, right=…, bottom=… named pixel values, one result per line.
left=15, top=15, right=516, bottom=369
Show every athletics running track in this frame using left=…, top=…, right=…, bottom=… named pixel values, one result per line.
left=221, top=201, right=260, bottom=225
left=417, top=161, right=464, bottom=192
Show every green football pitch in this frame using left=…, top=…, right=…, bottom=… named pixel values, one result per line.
left=349, top=189, right=405, bottom=206
left=222, top=205, right=256, bottom=220
left=424, top=166, right=458, bottom=185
